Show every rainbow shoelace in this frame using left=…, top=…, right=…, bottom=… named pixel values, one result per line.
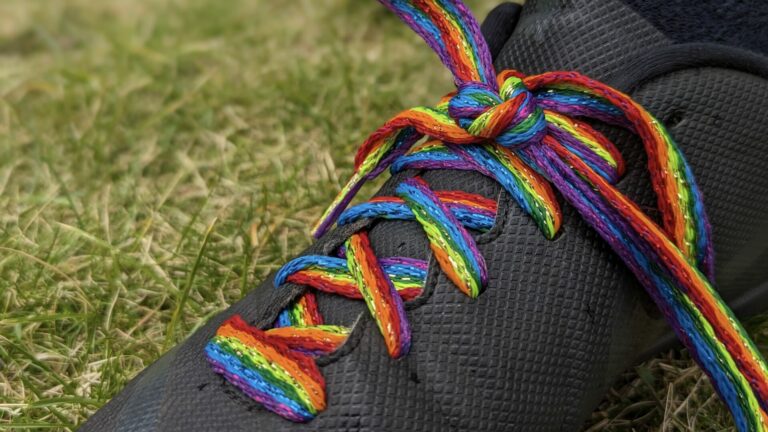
left=204, top=0, right=768, bottom=429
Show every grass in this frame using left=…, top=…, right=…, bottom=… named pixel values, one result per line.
left=0, top=0, right=761, bottom=430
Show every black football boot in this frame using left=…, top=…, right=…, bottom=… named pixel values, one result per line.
left=80, top=0, right=768, bottom=430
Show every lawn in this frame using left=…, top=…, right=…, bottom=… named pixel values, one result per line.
left=0, top=0, right=752, bottom=430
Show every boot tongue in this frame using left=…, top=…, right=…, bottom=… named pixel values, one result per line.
left=316, top=0, right=677, bottom=326
left=499, top=0, right=768, bottom=78
left=495, top=0, right=673, bottom=81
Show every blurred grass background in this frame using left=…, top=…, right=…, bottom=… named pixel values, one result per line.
left=0, top=0, right=754, bottom=430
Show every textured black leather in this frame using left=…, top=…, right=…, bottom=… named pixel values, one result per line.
left=80, top=0, right=768, bottom=430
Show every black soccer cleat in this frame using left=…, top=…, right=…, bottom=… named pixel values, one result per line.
left=81, top=0, right=768, bottom=430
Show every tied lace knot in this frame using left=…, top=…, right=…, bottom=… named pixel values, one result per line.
left=447, top=72, right=546, bottom=148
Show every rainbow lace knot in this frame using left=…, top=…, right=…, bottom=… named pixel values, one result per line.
left=449, top=72, right=547, bottom=146
left=204, top=0, right=768, bottom=429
